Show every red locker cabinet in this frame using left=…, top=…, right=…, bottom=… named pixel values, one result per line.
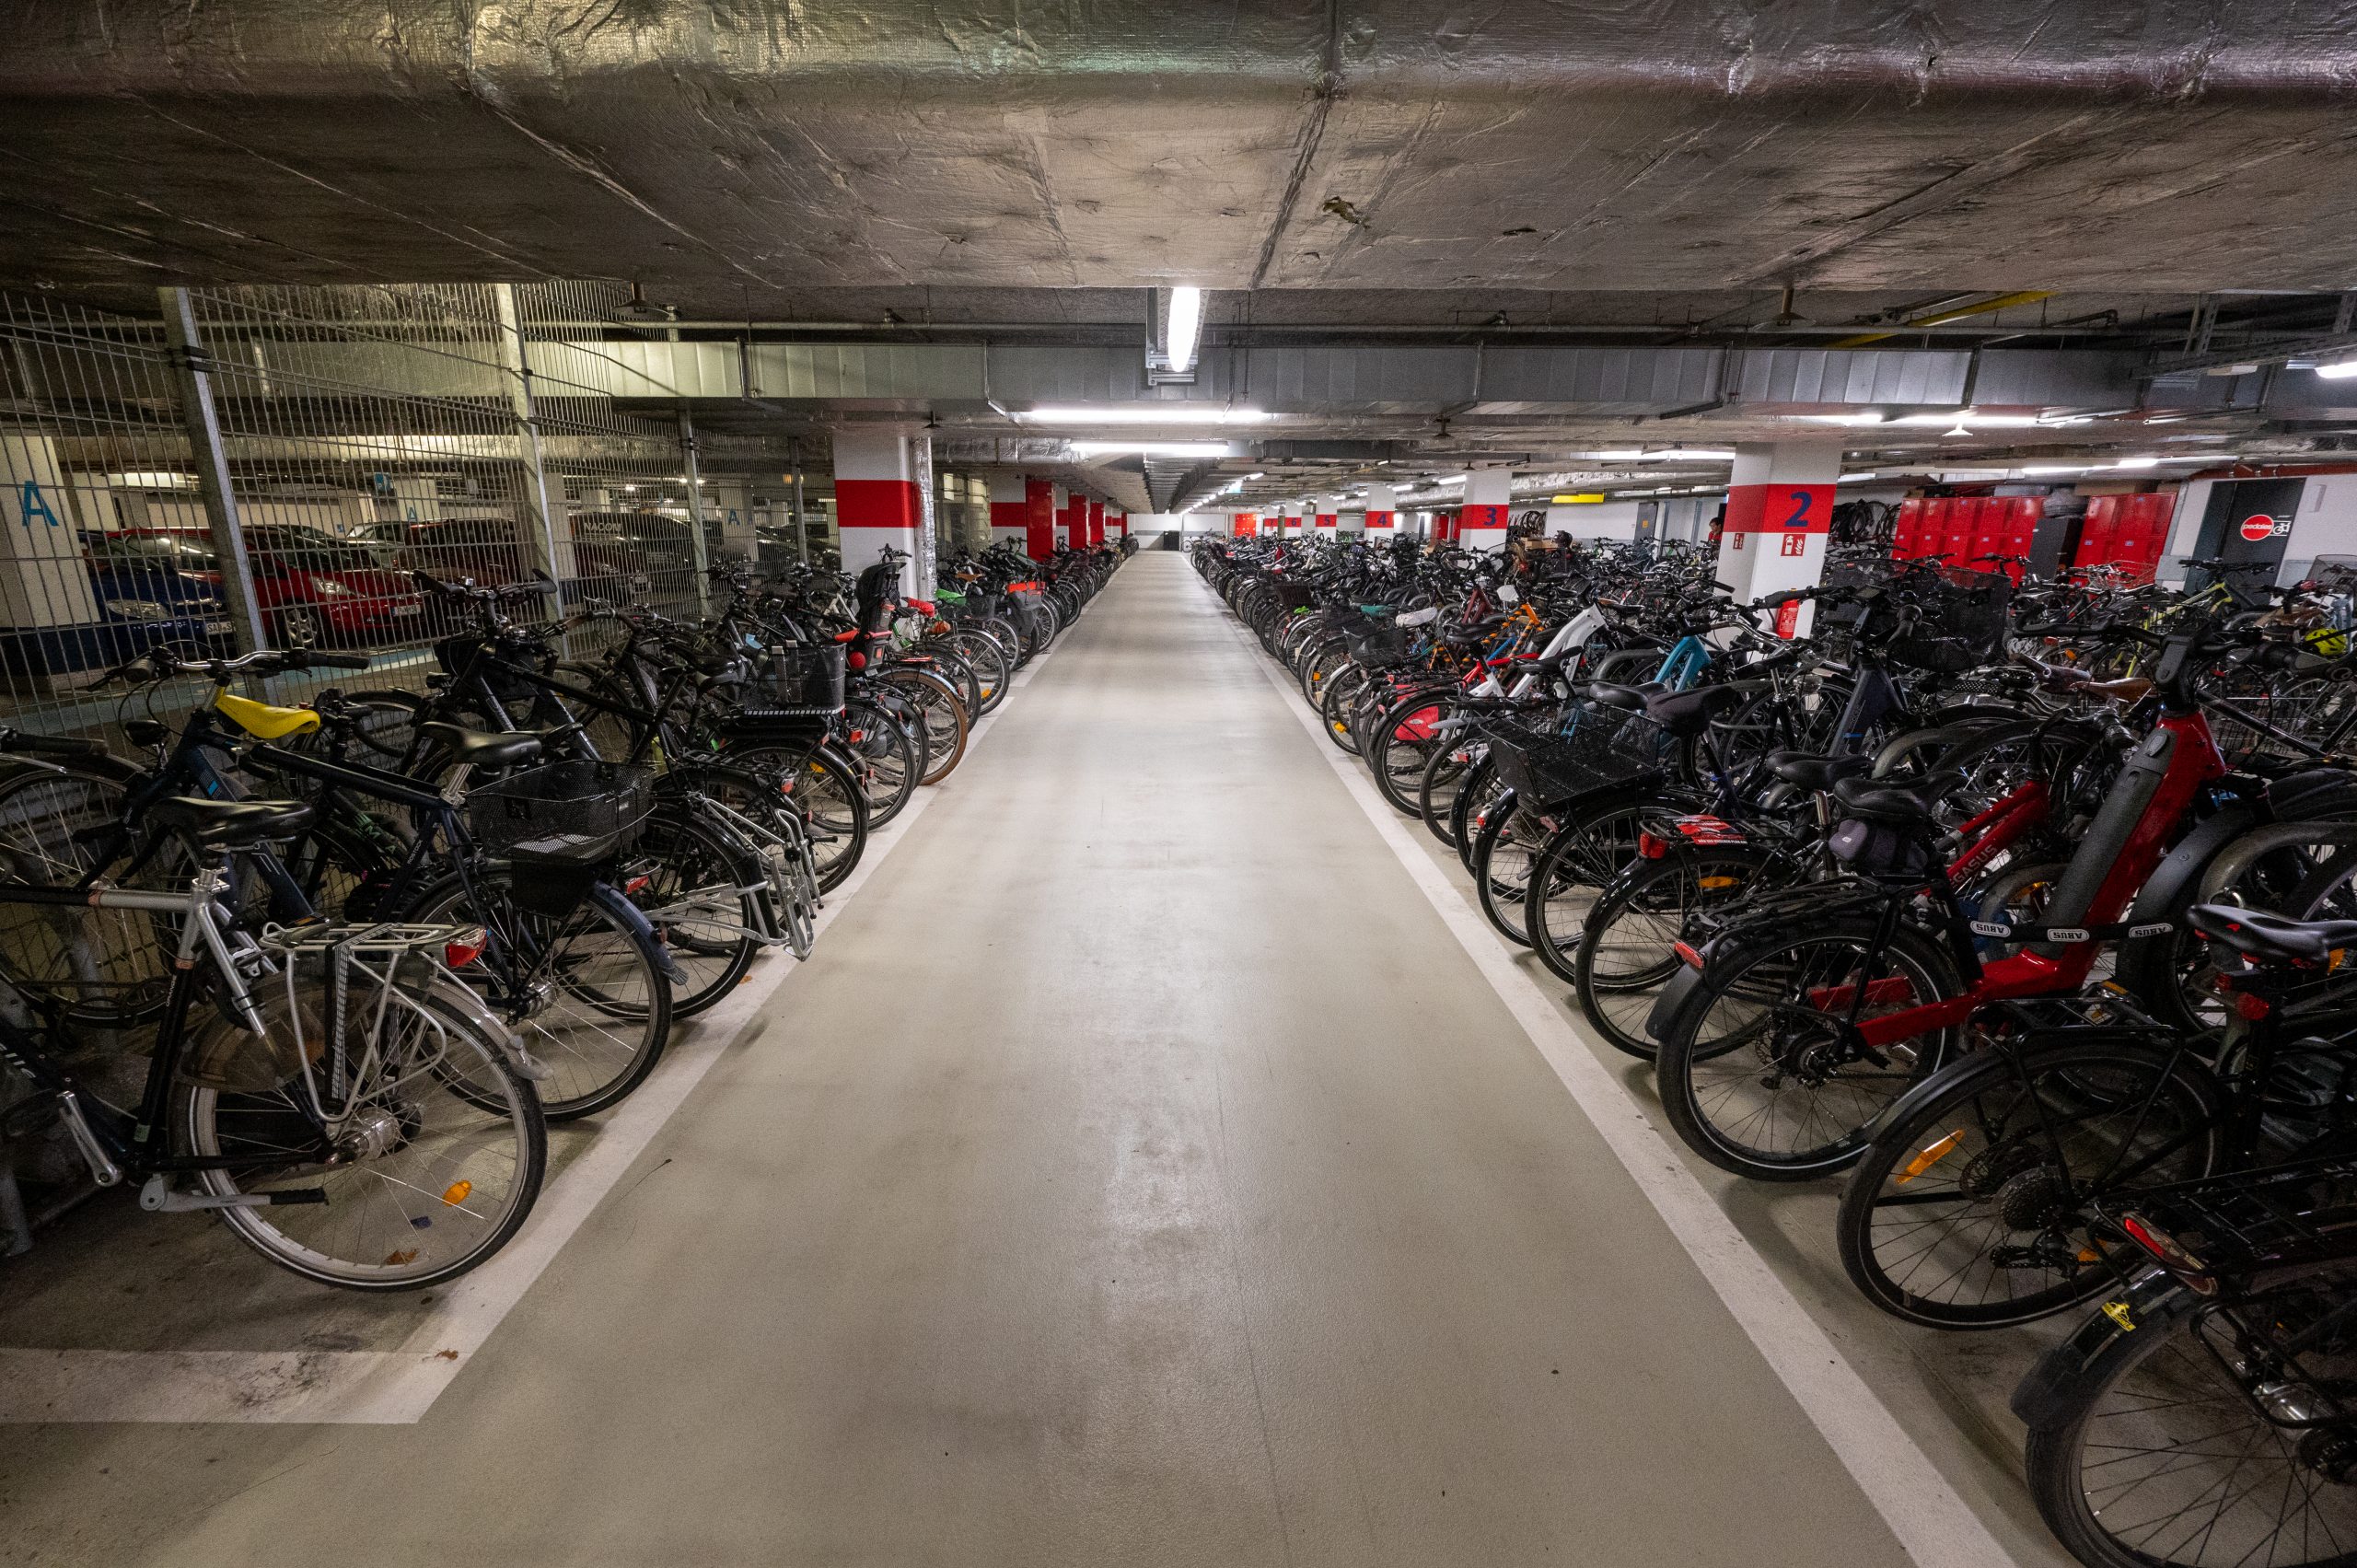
left=1942, top=495, right=1980, bottom=563
left=1892, top=496, right=1925, bottom=559
left=1917, top=497, right=1952, bottom=563
left=2074, top=494, right=2123, bottom=573
left=2117, top=492, right=2176, bottom=581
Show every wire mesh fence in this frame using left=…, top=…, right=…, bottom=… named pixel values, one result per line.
left=0, top=281, right=718, bottom=738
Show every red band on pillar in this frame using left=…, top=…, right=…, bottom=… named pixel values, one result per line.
left=1458, top=504, right=1509, bottom=533
left=1025, top=478, right=1056, bottom=561
left=989, top=501, right=1028, bottom=534
left=1723, top=482, right=1834, bottom=541
left=1316, top=513, right=1337, bottom=529
left=1364, top=511, right=1395, bottom=529
left=835, top=479, right=921, bottom=528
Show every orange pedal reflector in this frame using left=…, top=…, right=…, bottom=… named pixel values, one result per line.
left=1897, top=1131, right=1963, bottom=1184
left=441, top=1180, right=472, bottom=1206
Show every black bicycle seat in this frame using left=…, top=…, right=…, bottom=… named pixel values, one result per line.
left=1643, top=684, right=1748, bottom=738
left=1589, top=680, right=1667, bottom=711
left=1768, top=749, right=1873, bottom=792
left=419, top=722, right=546, bottom=771
left=2189, top=904, right=2357, bottom=964
left=150, top=797, right=316, bottom=847
left=1831, top=770, right=1968, bottom=829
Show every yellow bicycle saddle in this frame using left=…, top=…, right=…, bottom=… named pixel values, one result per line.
left=213, top=691, right=321, bottom=739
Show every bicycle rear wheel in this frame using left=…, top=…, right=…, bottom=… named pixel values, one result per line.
left=183, top=984, right=546, bottom=1290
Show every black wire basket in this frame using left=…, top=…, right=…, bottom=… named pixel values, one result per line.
left=1344, top=624, right=1412, bottom=666
left=465, top=760, right=654, bottom=855
left=764, top=644, right=848, bottom=711
left=1483, top=710, right=1669, bottom=807
left=1889, top=567, right=2014, bottom=673
left=1271, top=581, right=1318, bottom=611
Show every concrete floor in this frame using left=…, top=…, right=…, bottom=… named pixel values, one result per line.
left=0, top=552, right=1958, bottom=1566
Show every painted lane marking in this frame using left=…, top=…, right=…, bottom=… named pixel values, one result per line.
left=1204, top=575, right=2018, bottom=1568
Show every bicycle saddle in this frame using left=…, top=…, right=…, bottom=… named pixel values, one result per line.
left=419, top=722, right=545, bottom=770
left=1589, top=680, right=1667, bottom=711
left=150, top=796, right=316, bottom=847
left=1643, top=684, right=1749, bottom=737
left=2189, top=904, right=2357, bottom=964
left=1767, top=749, right=1873, bottom=791
left=1830, top=770, right=1968, bottom=829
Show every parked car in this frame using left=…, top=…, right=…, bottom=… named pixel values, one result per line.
left=569, top=511, right=697, bottom=594
left=374, top=516, right=539, bottom=587
left=0, top=533, right=227, bottom=684
left=99, top=527, right=424, bottom=648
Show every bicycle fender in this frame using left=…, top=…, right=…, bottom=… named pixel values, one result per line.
left=2009, top=1271, right=2195, bottom=1429
left=2116, top=797, right=2264, bottom=989
left=1643, top=962, right=1705, bottom=1046
left=589, top=881, right=684, bottom=985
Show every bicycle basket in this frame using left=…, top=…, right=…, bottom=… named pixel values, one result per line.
left=1485, top=710, right=1668, bottom=807
left=1271, top=581, right=1317, bottom=611
left=465, top=760, right=654, bottom=855
left=1344, top=624, right=1411, bottom=666
left=1890, top=568, right=2013, bottom=673
left=764, top=644, right=848, bottom=711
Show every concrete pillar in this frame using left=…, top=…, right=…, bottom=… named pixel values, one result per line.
left=989, top=471, right=1031, bottom=548
left=1087, top=498, right=1105, bottom=548
left=1459, top=470, right=1513, bottom=552
left=1363, top=484, right=1397, bottom=534
left=0, top=436, right=103, bottom=642
left=832, top=429, right=925, bottom=597
left=1315, top=499, right=1338, bottom=534
left=1721, top=439, right=1841, bottom=636
left=1024, top=478, right=1057, bottom=562
left=711, top=479, right=757, bottom=566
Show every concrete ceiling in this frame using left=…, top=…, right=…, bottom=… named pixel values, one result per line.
left=8, top=2, right=2357, bottom=300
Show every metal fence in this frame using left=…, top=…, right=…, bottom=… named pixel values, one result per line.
left=0, top=280, right=714, bottom=738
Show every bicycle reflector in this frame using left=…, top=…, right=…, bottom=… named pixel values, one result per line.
left=2119, top=1213, right=2215, bottom=1295
left=1673, top=940, right=1703, bottom=970
left=444, top=926, right=487, bottom=969
left=1637, top=831, right=1669, bottom=859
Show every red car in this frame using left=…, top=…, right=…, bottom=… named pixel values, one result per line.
left=110, top=527, right=425, bottom=647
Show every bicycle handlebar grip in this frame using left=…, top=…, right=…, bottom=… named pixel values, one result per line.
left=307, top=651, right=374, bottom=670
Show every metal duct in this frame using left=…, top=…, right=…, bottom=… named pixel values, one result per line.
left=7, top=3, right=2357, bottom=296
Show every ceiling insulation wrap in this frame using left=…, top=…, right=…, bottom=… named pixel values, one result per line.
left=6, top=2, right=2357, bottom=295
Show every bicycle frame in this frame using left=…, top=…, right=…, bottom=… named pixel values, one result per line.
left=1835, top=711, right=2230, bottom=1050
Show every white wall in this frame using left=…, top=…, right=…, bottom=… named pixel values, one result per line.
left=2287, top=473, right=2357, bottom=580
left=1544, top=500, right=1642, bottom=540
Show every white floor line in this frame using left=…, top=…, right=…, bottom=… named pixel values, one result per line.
left=1208, top=581, right=2019, bottom=1568
left=0, top=623, right=1073, bottom=1425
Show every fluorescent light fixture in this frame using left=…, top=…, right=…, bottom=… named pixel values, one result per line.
left=2157, top=452, right=2232, bottom=463
left=1637, top=447, right=1735, bottom=461
left=2112, top=457, right=2161, bottom=470
left=106, top=470, right=195, bottom=489
left=1589, top=448, right=1646, bottom=460
left=2317, top=358, right=2357, bottom=379
left=1797, top=412, right=1887, bottom=425
left=1164, top=286, right=1203, bottom=376
left=2021, top=465, right=2085, bottom=475
left=1838, top=472, right=1881, bottom=483
left=1068, top=440, right=1233, bottom=458
left=1894, top=412, right=2045, bottom=428
left=1023, top=406, right=1268, bottom=424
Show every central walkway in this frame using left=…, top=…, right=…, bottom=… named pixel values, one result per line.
left=2, top=552, right=1913, bottom=1566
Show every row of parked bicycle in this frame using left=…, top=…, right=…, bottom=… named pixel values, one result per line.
left=1201, top=529, right=2357, bottom=1568
left=0, top=538, right=1126, bottom=1291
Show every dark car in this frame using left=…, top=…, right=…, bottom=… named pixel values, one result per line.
left=569, top=511, right=698, bottom=595
left=0, top=534, right=226, bottom=683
